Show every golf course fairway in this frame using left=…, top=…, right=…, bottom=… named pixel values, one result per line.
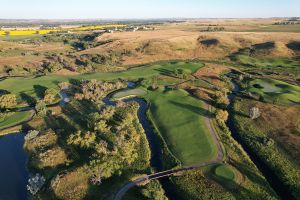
left=146, top=89, right=217, bottom=166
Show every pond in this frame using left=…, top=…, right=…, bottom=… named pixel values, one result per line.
left=0, top=133, right=29, bottom=200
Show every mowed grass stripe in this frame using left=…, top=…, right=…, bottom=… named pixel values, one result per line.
left=0, top=111, right=32, bottom=130
left=146, top=89, right=217, bottom=165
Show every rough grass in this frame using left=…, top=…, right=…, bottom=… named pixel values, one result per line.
left=145, top=88, right=217, bottom=166
left=248, top=78, right=300, bottom=104
left=233, top=98, right=300, bottom=198
left=0, top=111, right=32, bottom=130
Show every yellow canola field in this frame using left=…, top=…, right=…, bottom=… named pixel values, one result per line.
left=0, top=24, right=127, bottom=36
left=0, top=29, right=59, bottom=36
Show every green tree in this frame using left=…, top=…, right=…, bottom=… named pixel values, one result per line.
left=67, top=131, right=96, bottom=149
left=35, top=100, right=47, bottom=117
left=43, top=88, right=58, bottom=104
left=0, top=94, right=17, bottom=110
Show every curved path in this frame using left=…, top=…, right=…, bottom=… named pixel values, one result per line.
left=114, top=101, right=224, bottom=200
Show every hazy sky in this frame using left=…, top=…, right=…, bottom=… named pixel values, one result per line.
left=0, top=0, right=299, bottom=19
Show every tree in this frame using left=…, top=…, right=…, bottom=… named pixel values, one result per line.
left=43, top=88, right=58, bottom=104
left=25, top=130, right=40, bottom=141
left=0, top=94, right=17, bottom=110
left=27, top=173, right=45, bottom=195
left=58, top=81, right=70, bottom=90
left=216, top=109, right=229, bottom=123
left=214, top=91, right=229, bottom=108
left=35, top=100, right=47, bottom=117
left=249, top=107, right=261, bottom=119
left=67, top=131, right=96, bottom=149
left=95, top=120, right=110, bottom=133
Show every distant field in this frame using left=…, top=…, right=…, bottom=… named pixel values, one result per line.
left=146, top=89, right=217, bottom=165
left=249, top=25, right=300, bottom=33
left=0, top=24, right=126, bottom=37
left=0, top=111, right=32, bottom=130
left=247, top=78, right=300, bottom=104
left=0, top=61, right=203, bottom=103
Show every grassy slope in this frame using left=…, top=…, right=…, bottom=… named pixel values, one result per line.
left=0, top=111, right=32, bottom=130
left=145, top=88, right=217, bottom=166
left=248, top=78, right=300, bottom=104
left=237, top=55, right=300, bottom=69
left=0, top=61, right=203, bottom=101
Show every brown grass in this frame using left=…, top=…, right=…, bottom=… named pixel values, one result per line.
left=54, top=69, right=80, bottom=76
left=51, top=167, right=89, bottom=200
left=245, top=100, right=300, bottom=165
left=192, top=63, right=233, bottom=101
left=78, top=29, right=300, bottom=66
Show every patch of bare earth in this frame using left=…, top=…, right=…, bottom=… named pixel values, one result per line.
left=54, top=69, right=79, bottom=76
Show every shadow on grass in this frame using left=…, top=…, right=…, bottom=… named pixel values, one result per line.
left=20, top=92, right=36, bottom=106
left=0, top=89, right=10, bottom=95
left=33, top=85, right=48, bottom=99
left=169, top=100, right=214, bottom=118
left=155, top=68, right=176, bottom=78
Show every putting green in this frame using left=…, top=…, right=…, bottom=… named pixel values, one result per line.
left=248, top=78, right=300, bottom=104
left=214, top=164, right=235, bottom=181
left=112, top=88, right=147, bottom=100
left=146, top=89, right=217, bottom=165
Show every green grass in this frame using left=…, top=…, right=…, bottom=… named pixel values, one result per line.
left=236, top=55, right=300, bottom=69
left=112, top=88, right=147, bottom=100
left=0, top=61, right=203, bottom=104
left=0, top=111, right=32, bottom=130
left=145, top=88, right=217, bottom=165
left=247, top=78, right=300, bottom=104
left=213, top=164, right=235, bottom=181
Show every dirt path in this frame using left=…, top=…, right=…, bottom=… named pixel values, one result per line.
left=113, top=100, right=224, bottom=200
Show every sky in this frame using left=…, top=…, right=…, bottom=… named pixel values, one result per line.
left=0, top=0, right=299, bottom=19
